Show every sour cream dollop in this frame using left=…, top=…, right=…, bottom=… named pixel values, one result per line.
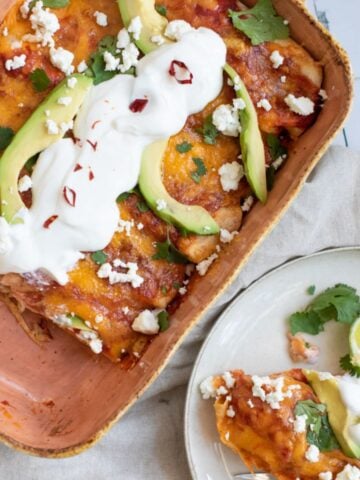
left=0, top=27, right=226, bottom=284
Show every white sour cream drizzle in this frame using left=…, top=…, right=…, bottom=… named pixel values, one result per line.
left=0, top=28, right=226, bottom=284
left=337, top=374, right=360, bottom=445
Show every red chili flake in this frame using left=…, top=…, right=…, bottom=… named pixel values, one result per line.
left=129, top=98, right=149, bottom=113
left=86, top=139, right=98, bottom=151
left=74, top=163, right=83, bottom=172
left=63, top=186, right=77, bottom=207
left=43, top=215, right=58, bottom=229
left=169, top=60, right=193, bottom=85
left=89, top=168, right=95, bottom=181
left=91, top=120, right=101, bottom=129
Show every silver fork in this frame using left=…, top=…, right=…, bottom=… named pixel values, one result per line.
left=233, top=474, right=276, bottom=480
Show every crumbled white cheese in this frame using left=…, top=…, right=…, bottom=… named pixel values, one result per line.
left=151, top=35, right=165, bottom=46
left=241, top=195, right=254, bottom=212
left=95, top=314, right=104, bottom=323
left=283, top=19, right=289, bottom=25
left=200, top=376, right=216, bottom=399
left=216, top=386, right=228, bottom=396
left=218, top=162, right=244, bottom=192
left=285, top=94, right=315, bottom=116
left=89, top=338, right=103, bottom=354
left=77, top=60, right=87, bottom=73
left=0, top=218, right=13, bottom=255
left=233, top=98, right=246, bottom=111
left=305, top=444, right=320, bottom=463
left=59, top=120, right=73, bottom=135
left=319, top=89, right=328, bottom=101
left=103, top=51, right=120, bottom=72
left=164, top=20, right=193, bottom=41
left=97, top=260, right=144, bottom=288
left=196, top=253, right=218, bottom=276
left=77, top=330, right=103, bottom=354
left=53, top=314, right=72, bottom=328
left=20, top=0, right=32, bottom=18
left=272, top=155, right=286, bottom=171
left=336, top=465, right=360, bottom=480
left=222, top=371, right=235, bottom=389
left=224, top=431, right=230, bottom=441
left=67, top=77, right=77, bottom=89
left=179, top=287, right=187, bottom=296
left=257, top=98, right=272, bottom=112
left=122, top=306, right=129, bottom=315
left=50, top=47, right=74, bottom=75
left=117, top=216, right=134, bottom=236
left=5, top=54, right=26, bottom=71
left=319, top=472, right=333, bottom=480
left=226, top=405, right=235, bottom=418
left=18, top=175, right=32, bottom=193
left=270, top=50, right=284, bottom=69
left=156, top=199, right=167, bottom=211
left=137, top=223, right=144, bottom=231
left=318, top=372, right=334, bottom=381
left=280, top=75, right=287, bottom=83
left=247, top=399, right=254, bottom=409
left=128, top=16, right=142, bottom=41
left=294, top=414, right=307, bottom=433
left=22, top=1, right=60, bottom=47
left=119, top=43, right=140, bottom=73
left=45, top=119, right=59, bottom=135
left=132, top=309, right=159, bottom=335
left=2, top=27, right=8, bottom=37
left=57, top=96, right=72, bottom=106
left=252, top=375, right=292, bottom=410
left=117, top=28, right=130, bottom=49
left=212, top=104, right=241, bottom=137
left=220, top=229, right=237, bottom=244
left=94, top=11, right=108, bottom=27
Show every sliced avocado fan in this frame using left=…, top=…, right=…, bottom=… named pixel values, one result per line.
left=0, top=74, right=93, bottom=224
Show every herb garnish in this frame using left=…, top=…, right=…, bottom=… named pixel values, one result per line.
left=198, top=115, right=219, bottom=145
left=307, top=285, right=316, bottom=295
left=91, top=250, right=108, bottom=265
left=340, top=354, right=360, bottom=378
left=155, top=4, right=167, bottom=17
left=289, top=284, right=360, bottom=336
left=137, top=199, right=149, bottom=213
left=176, top=141, right=192, bottom=154
left=116, top=191, right=133, bottom=203
left=30, top=0, right=69, bottom=8
left=190, top=157, right=207, bottom=184
left=295, top=400, right=339, bottom=452
left=153, top=235, right=188, bottom=265
left=25, top=154, right=39, bottom=174
left=229, top=0, right=290, bottom=46
left=30, top=68, right=51, bottom=92
left=0, top=127, right=14, bottom=150
left=157, top=311, right=169, bottom=331
left=267, top=133, right=287, bottom=161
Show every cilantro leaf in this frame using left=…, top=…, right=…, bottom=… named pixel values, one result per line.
left=30, top=68, right=51, bottom=92
left=91, top=250, right=108, bottom=265
left=229, top=0, right=290, bottom=46
left=307, top=285, right=316, bottom=295
left=199, top=115, right=219, bottom=145
left=152, top=237, right=188, bottom=265
left=176, top=141, right=192, bottom=154
left=0, top=127, right=14, bottom=150
left=190, top=157, right=207, bottom=184
left=137, top=199, right=149, bottom=213
left=340, top=354, right=360, bottom=378
left=157, top=311, right=169, bottom=331
left=290, top=311, right=325, bottom=336
left=30, top=0, right=69, bottom=8
left=117, top=191, right=133, bottom=203
left=295, top=400, right=339, bottom=452
left=155, top=4, right=167, bottom=17
left=289, top=283, right=360, bottom=335
left=266, top=134, right=287, bottom=161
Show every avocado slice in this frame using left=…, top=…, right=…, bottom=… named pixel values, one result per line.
left=117, top=0, right=170, bottom=54
left=224, top=64, right=267, bottom=203
left=0, top=74, right=93, bottom=224
left=139, top=140, right=219, bottom=235
left=305, top=370, right=360, bottom=459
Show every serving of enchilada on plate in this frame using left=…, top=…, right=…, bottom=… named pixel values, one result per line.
left=0, top=0, right=353, bottom=457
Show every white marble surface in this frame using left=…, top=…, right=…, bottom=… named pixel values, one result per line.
left=307, top=0, right=360, bottom=149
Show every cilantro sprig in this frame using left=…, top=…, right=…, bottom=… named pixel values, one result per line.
left=157, top=311, right=169, bottom=331
left=30, top=68, right=51, bottom=92
left=229, top=0, right=290, bottom=46
left=340, top=354, right=360, bottom=378
left=0, top=127, right=14, bottom=150
left=176, top=141, right=192, bottom=154
left=190, top=157, right=207, bottom=184
left=289, top=284, right=360, bottom=336
left=198, top=115, right=219, bottom=145
left=155, top=5, right=167, bottom=17
left=295, top=400, right=339, bottom=452
left=30, top=0, right=69, bottom=8
left=91, top=250, right=108, bottom=265
left=267, top=134, right=287, bottom=161
left=153, top=233, right=188, bottom=265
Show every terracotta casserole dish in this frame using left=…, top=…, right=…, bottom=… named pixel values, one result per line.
left=0, top=0, right=353, bottom=457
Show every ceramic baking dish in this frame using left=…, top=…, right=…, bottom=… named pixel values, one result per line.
left=0, top=0, right=353, bottom=457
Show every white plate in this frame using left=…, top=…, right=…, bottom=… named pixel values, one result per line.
left=184, top=247, right=360, bottom=480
